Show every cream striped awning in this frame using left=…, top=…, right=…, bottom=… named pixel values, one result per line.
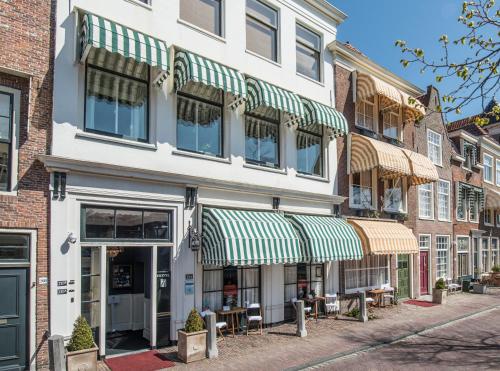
left=357, top=72, right=402, bottom=109
left=245, top=77, right=305, bottom=124
left=81, top=13, right=170, bottom=85
left=348, top=219, right=419, bottom=255
left=286, top=214, right=363, bottom=263
left=174, top=50, right=247, bottom=108
left=202, top=208, right=302, bottom=266
left=485, top=186, right=500, bottom=209
left=402, top=149, right=439, bottom=185
left=300, top=98, right=349, bottom=137
left=401, top=91, right=426, bottom=123
left=350, top=133, right=411, bottom=179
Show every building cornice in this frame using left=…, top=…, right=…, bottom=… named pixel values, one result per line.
left=38, top=155, right=346, bottom=205
left=302, top=0, right=347, bottom=25
left=479, top=136, right=500, bottom=155
left=448, top=130, right=479, bottom=144
left=329, top=41, right=424, bottom=97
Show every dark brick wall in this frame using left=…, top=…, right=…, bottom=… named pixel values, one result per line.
left=0, top=0, right=55, bottom=368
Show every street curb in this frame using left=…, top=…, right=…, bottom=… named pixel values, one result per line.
left=286, top=303, right=500, bottom=371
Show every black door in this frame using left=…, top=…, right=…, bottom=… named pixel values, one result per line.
left=156, top=247, right=171, bottom=347
left=0, top=268, right=28, bottom=371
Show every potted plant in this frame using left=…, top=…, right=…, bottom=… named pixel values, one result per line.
left=474, top=277, right=488, bottom=294
left=432, top=278, right=447, bottom=304
left=491, top=265, right=500, bottom=286
left=66, top=316, right=98, bottom=371
left=178, top=309, right=207, bottom=363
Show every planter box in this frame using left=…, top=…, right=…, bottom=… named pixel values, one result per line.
left=66, top=344, right=98, bottom=371
left=177, top=330, right=207, bottom=363
left=432, top=289, right=447, bottom=304
left=473, top=284, right=488, bottom=294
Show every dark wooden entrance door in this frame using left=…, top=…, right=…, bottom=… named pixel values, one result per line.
left=419, top=251, right=429, bottom=295
left=0, top=268, right=28, bottom=371
left=397, top=254, right=410, bottom=299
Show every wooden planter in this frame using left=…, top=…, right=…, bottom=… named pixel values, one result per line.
left=473, top=284, right=488, bottom=294
left=432, top=289, right=447, bottom=304
left=177, top=330, right=207, bottom=363
left=66, top=344, right=98, bottom=371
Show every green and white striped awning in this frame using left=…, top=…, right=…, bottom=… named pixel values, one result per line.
left=81, top=13, right=170, bottom=85
left=245, top=77, right=305, bottom=124
left=286, top=214, right=363, bottom=263
left=174, top=51, right=247, bottom=108
left=300, top=98, right=349, bottom=137
left=458, top=182, right=485, bottom=211
left=202, top=208, right=302, bottom=266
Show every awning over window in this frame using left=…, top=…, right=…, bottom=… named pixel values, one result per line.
left=348, top=219, right=419, bottom=255
left=81, top=13, right=170, bottom=85
left=286, top=214, right=363, bottom=263
left=300, top=98, right=349, bottom=137
left=174, top=50, right=247, bottom=108
left=458, top=182, right=484, bottom=211
left=357, top=72, right=402, bottom=109
left=350, top=133, right=411, bottom=179
left=402, top=149, right=439, bottom=185
left=401, top=91, right=425, bottom=124
left=485, top=186, right=500, bottom=209
left=202, top=208, right=302, bottom=266
left=245, top=77, right=305, bottom=124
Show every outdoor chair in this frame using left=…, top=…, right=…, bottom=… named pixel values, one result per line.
left=201, top=309, right=228, bottom=341
left=446, top=278, right=461, bottom=294
left=291, top=297, right=312, bottom=321
left=381, top=284, right=396, bottom=306
left=324, top=294, right=340, bottom=318
left=246, top=303, right=263, bottom=335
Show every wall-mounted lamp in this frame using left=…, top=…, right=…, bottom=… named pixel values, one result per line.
left=188, top=222, right=201, bottom=252
left=68, top=232, right=77, bottom=244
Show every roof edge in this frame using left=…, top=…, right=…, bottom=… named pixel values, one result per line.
left=303, top=0, right=348, bottom=24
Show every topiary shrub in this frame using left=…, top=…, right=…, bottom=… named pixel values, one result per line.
left=492, top=265, right=500, bottom=273
left=435, top=278, right=446, bottom=290
left=67, top=316, right=94, bottom=352
left=184, top=309, right=204, bottom=333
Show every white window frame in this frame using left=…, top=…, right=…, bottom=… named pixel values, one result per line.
left=456, top=182, right=466, bottom=221
left=383, top=177, right=407, bottom=213
left=437, top=180, right=451, bottom=222
left=427, top=129, right=443, bottom=166
left=492, top=238, right=499, bottom=268
left=245, top=0, right=280, bottom=63
left=349, top=169, right=376, bottom=210
left=456, top=235, right=471, bottom=277
left=382, top=107, right=402, bottom=141
left=355, top=96, right=376, bottom=132
left=0, top=86, right=20, bottom=196
left=483, top=153, right=494, bottom=184
left=496, top=158, right=500, bottom=186
left=418, top=183, right=434, bottom=220
left=484, top=209, right=494, bottom=226
left=436, top=235, right=450, bottom=279
left=469, top=192, right=479, bottom=223
left=179, top=0, right=225, bottom=39
left=295, top=21, right=323, bottom=83
left=419, top=234, right=431, bottom=250
left=344, top=255, right=390, bottom=294
left=497, top=211, right=500, bottom=227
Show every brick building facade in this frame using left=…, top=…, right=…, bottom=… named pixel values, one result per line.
left=0, top=0, right=55, bottom=369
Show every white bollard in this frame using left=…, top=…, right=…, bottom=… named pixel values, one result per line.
left=206, top=312, right=218, bottom=359
left=296, top=300, right=307, bottom=337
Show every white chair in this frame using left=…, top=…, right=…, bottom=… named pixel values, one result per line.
left=201, top=309, right=227, bottom=341
left=324, top=294, right=340, bottom=318
left=246, top=303, right=263, bottom=335
left=381, top=284, right=395, bottom=306
left=365, top=297, right=375, bottom=306
left=446, top=278, right=460, bottom=294
left=291, top=297, right=312, bottom=320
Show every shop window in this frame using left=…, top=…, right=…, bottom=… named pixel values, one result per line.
left=82, top=206, right=172, bottom=241
left=180, top=0, right=222, bottom=36
left=296, top=23, right=321, bottom=81
left=177, top=92, right=223, bottom=157
left=436, top=236, right=450, bottom=279
left=245, top=113, right=280, bottom=168
left=246, top=0, right=279, bottom=62
left=297, top=130, right=322, bottom=176
left=350, top=170, right=373, bottom=209
left=344, top=255, right=389, bottom=292
left=457, top=236, right=469, bottom=277
left=0, top=234, right=29, bottom=262
left=356, top=96, right=375, bottom=131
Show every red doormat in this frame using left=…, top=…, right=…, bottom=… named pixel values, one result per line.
left=105, top=350, right=175, bottom=371
left=403, top=299, right=437, bottom=308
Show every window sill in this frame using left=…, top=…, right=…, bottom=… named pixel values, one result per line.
left=0, top=190, right=18, bottom=197
left=177, top=19, right=226, bottom=43
left=123, top=0, right=152, bottom=10
left=243, top=162, right=287, bottom=175
left=75, top=131, right=158, bottom=151
left=172, top=149, right=231, bottom=164
left=296, top=173, right=329, bottom=183
left=349, top=204, right=376, bottom=211
left=484, top=179, right=494, bottom=185
left=355, top=126, right=379, bottom=139
left=384, top=208, right=407, bottom=215
left=245, top=49, right=281, bottom=68
left=419, top=216, right=435, bottom=221
left=296, top=72, right=324, bottom=87
left=484, top=222, right=494, bottom=227
left=437, top=218, right=452, bottom=223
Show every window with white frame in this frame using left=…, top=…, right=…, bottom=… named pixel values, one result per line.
left=469, top=192, right=479, bottom=222
left=344, top=255, right=389, bottom=292
left=482, top=238, right=490, bottom=273
left=296, top=23, right=321, bottom=81
left=492, top=238, right=499, bottom=268
left=382, top=107, right=400, bottom=140
left=483, top=153, right=493, bottom=183
left=246, top=0, right=279, bottom=62
left=437, top=180, right=450, bottom=221
left=427, top=129, right=442, bottom=166
left=456, top=184, right=466, bottom=221
left=419, top=235, right=431, bottom=249
left=457, top=236, right=470, bottom=277
left=356, top=96, right=375, bottom=131
left=297, top=130, right=323, bottom=176
left=384, top=178, right=405, bottom=212
left=484, top=209, right=494, bottom=225
left=463, top=141, right=477, bottom=169
left=419, top=183, right=434, bottom=219
left=180, top=0, right=223, bottom=36
left=0, top=91, right=13, bottom=191
left=436, top=236, right=450, bottom=279
left=496, top=159, right=500, bottom=186
left=350, top=170, right=373, bottom=209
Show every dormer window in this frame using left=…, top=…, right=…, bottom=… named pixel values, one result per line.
left=463, top=141, right=477, bottom=169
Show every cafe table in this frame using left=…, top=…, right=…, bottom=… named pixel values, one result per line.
left=216, top=307, right=246, bottom=337
left=367, top=289, right=385, bottom=307
left=304, top=296, right=326, bottom=320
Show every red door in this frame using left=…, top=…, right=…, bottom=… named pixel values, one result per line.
left=420, top=251, right=429, bottom=295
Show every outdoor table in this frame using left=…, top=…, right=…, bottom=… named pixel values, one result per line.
left=304, top=296, right=326, bottom=320
left=367, top=289, right=385, bottom=307
left=216, top=307, right=246, bottom=337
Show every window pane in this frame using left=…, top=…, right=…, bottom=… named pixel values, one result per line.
left=180, top=0, right=221, bottom=35
left=144, top=211, right=170, bottom=240
left=246, top=17, right=277, bottom=61
left=296, top=44, right=320, bottom=81
left=245, top=116, right=279, bottom=167
left=296, top=24, right=320, bottom=50
left=0, top=142, right=9, bottom=191
left=177, top=96, right=198, bottom=152
left=85, top=67, right=148, bottom=141
left=0, top=234, right=29, bottom=261
left=115, top=209, right=143, bottom=239
left=247, top=0, right=277, bottom=27
left=0, top=93, right=11, bottom=117
left=197, top=101, right=222, bottom=156
left=297, top=132, right=322, bottom=176
left=223, top=267, right=238, bottom=307
left=81, top=247, right=101, bottom=276
left=81, top=301, right=101, bottom=329
left=0, top=117, right=10, bottom=141
left=84, top=208, right=114, bottom=239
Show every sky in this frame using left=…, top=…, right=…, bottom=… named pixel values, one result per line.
left=329, top=0, right=491, bottom=123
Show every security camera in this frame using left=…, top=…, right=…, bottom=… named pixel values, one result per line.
left=68, top=233, right=77, bottom=244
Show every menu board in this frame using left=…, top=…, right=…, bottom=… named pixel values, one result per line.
left=112, top=264, right=133, bottom=289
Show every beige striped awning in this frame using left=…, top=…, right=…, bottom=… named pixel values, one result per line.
left=401, top=91, right=425, bottom=124
left=357, top=72, right=402, bottom=109
left=350, top=133, right=411, bottom=179
left=485, top=186, right=500, bottom=210
left=402, top=149, right=439, bottom=185
left=348, top=219, right=419, bottom=255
